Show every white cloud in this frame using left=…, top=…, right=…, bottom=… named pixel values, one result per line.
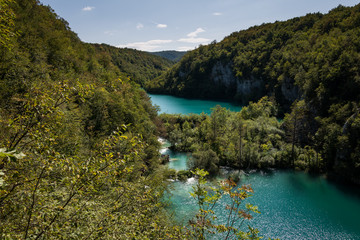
left=82, top=6, right=95, bottom=11
left=177, top=46, right=193, bottom=51
left=104, top=30, right=118, bottom=36
left=187, top=28, right=205, bottom=38
left=136, top=23, right=144, bottom=30
left=178, top=28, right=210, bottom=44
left=178, top=37, right=211, bottom=44
left=156, top=23, right=167, bottom=29
left=213, top=12, right=223, bottom=16
left=118, top=39, right=173, bottom=51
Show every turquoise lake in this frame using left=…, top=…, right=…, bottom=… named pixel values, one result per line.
left=153, top=93, right=360, bottom=240
left=148, top=93, right=242, bottom=114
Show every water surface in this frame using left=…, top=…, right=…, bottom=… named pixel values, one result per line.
left=167, top=169, right=360, bottom=239
left=148, top=93, right=241, bottom=114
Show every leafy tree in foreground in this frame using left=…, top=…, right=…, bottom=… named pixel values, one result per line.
left=186, top=169, right=265, bottom=240
left=0, top=0, right=16, bottom=49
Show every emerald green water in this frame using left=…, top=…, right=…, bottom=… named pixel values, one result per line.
left=168, top=170, right=360, bottom=239
left=148, top=93, right=241, bottom=114
left=155, top=94, right=360, bottom=239
left=165, top=152, right=360, bottom=239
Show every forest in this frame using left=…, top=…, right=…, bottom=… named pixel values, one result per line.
left=92, top=44, right=174, bottom=87
left=159, top=98, right=320, bottom=178
left=0, top=0, right=267, bottom=238
left=0, top=0, right=172, bottom=238
left=149, top=4, right=360, bottom=185
left=1, top=0, right=359, bottom=239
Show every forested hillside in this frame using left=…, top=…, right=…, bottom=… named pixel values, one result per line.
left=93, top=44, right=174, bottom=87
left=149, top=4, right=360, bottom=108
left=150, top=50, right=187, bottom=62
left=149, top=4, right=360, bottom=184
left=0, top=0, right=180, bottom=238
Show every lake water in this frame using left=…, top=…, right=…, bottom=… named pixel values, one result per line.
left=148, top=93, right=241, bottom=114
left=155, top=94, right=360, bottom=240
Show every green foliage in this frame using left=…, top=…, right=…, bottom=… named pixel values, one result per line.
left=177, top=170, right=192, bottom=182
left=0, top=0, right=181, bottom=238
left=190, top=148, right=220, bottom=176
left=186, top=169, right=264, bottom=240
left=93, top=44, right=174, bottom=87
left=0, top=0, right=16, bottom=49
left=150, top=50, right=187, bottom=62
left=161, top=97, right=323, bottom=174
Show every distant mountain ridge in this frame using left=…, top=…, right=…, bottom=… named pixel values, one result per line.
left=149, top=50, right=187, bottom=62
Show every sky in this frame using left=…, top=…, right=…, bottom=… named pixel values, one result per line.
left=39, top=0, right=359, bottom=52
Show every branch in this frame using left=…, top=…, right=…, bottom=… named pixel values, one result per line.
left=24, top=166, right=46, bottom=239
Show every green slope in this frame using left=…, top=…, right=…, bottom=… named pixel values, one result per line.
left=0, top=0, right=179, bottom=238
left=150, top=4, right=360, bottom=109
left=150, top=50, right=187, bottom=62
left=93, top=44, right=174, bottom=87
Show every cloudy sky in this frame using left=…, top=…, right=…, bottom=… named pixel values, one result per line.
left=39, top=0, right=359, bottom=52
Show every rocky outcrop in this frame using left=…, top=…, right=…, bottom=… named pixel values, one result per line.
left=281, top=77, right=299, bottom=102
left=235, top=78, right=265, bottom=103
left=211, top=62, right=237, bottom=88
left=210, top=61, right=265, bottom=103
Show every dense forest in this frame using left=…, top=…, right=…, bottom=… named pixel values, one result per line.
left=150, top=50, right=187, bottom=62
left=159, top=98, right=319, bottom=178
left=0, top=0, right=176, bottom=238
left=0, top=0, right=266, bottom=239
left=149, top=4, right=360, bottom=184
left=93, top=44, right=174, bottom=87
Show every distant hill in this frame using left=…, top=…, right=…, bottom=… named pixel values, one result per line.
left=93, top=44, right=174, bottom=87
left=150, top=50, right=187, bottom=62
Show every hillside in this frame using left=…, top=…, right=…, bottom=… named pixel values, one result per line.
left=148, top=4, right=360, bottom=183
left=0, top=0, right=179, bottom=238
left=93, top=44, right=174, bottom=87
left=148, top=4, right=360, bottom=109
left=150, top=50, right=187, bottom=62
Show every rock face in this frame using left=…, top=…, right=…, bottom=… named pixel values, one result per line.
left=157, top=60, right=299, bottom=107
left=281, top=77, right=299, bottom=103
left=210, top=61, right=265, bottom=103
left=211, top=62, right=237, bottom=88
left=236, top=78, right=265, bottom=103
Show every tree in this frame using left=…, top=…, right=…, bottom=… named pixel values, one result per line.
left=187, top=169, right=263, bottom=240
left=282, top=100, right=309, bottom=166
left=190, top=148, right=219, bottom=176
left=0, top=0, right=16, bottom=49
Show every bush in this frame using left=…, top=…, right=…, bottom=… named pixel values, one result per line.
left=177, top=170, right=192, bottom=181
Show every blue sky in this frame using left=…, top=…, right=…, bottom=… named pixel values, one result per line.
left=39, top=0, right=359, bottom=52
